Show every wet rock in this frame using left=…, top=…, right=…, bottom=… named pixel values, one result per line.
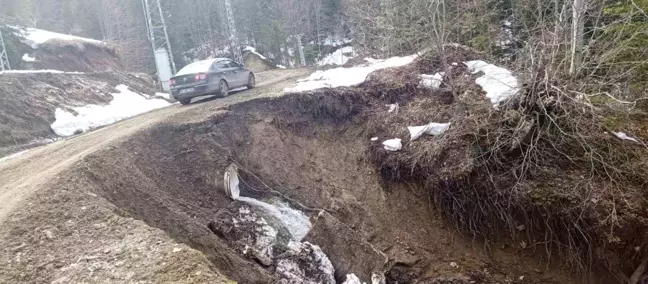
left=304, top=211, right=388, bottom=283
left=208, top=204, right=280, bottom=265
left=275, top=241, right=335, bottom=284
left=209, top=202, right=337, bottom=283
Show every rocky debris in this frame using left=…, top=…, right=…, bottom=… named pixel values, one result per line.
left=275, top=241, right=335, bottom=284
left=208, top=203, right=281, bottom=266
left=209, top=202, right=336, bottom=283
left=343, top=274, right=364, bottom=284
left=304, top=212, right=388, bottom=283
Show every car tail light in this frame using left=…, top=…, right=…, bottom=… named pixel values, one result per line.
left=195, top=73, right=207, bottom=81
left=170, top=79, right=176, bottom=86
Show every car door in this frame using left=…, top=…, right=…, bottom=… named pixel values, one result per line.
left=226, top=60, right=247, bottom=87
left=211, top=60, right=233, bottom=85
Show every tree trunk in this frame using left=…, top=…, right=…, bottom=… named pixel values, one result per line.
left=570, top=0, right=584, bottom=75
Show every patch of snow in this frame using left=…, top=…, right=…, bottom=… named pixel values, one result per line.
left=176, top=59, right=217, bottom=76
left=465, top=60, right=519, bottom=107
left=276, top=64, right=287, bottom=69
left=22, top=53, right=36, bottom=62
left=318, top=46, right=355, bottom=66
left=408, top=123, right=451, bottom=141
left=243, top=46, right=268, bottom=61
left=16, top=27, right=105, bottom=49
left=613, top=132, right=639, bottom=143
left=286, top=53, right=419, bottom=92
left=383, top=139, right=402, bottom=152
left=0, top=150, right=32, bottom=163
left=370, top=137, right=379, bottom=142
left=0, top=70, right=83, bottom=75
left=386, top=103, right=399, bottom=113
left=420, top=72, right=444, bottom=89
left=50, top=85, right=171, bottom=136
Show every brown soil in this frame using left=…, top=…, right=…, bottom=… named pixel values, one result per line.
left=0, top=68, right=310, bottom=283
left=2, top=25, right=121, bottom=72
left=10, top=85, right=579, bottom=283
left=0, top=58, right=632, bottom=284
left=244, top=51, right=276, bottom=72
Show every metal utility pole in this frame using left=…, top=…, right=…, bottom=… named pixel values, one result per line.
left=0, top=25, right=11, bottom=71
left=142, top=0, right=176, bottom=91
left=223, top=0, right=243, bottom=64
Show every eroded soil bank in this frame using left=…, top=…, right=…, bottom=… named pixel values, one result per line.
left=42, top=87, right=584, bottom=283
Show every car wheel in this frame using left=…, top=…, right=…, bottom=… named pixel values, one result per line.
left=220, top=80, right=229, bottom=97
left=247, top=73, right=256, bottom=89
left=179, top=98, right=191, bottom=105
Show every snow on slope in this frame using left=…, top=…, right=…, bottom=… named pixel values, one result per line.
left=318, top=46, right=355, bottom=66
left=244, top=46, right=268, bottom=60
left=51, top=85, right=171, bottom=136
left=22, top=53, right=36, bottom=62
left=465, top=60, right=519, bottom=107
left=16, top=27, right=106, bottom=49
left=286, top=53, right=419, bottom=92
left=0, top=70, right=84, bottom=75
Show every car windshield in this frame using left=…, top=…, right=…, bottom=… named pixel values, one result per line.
left=176, top=60, right=215, bottom=76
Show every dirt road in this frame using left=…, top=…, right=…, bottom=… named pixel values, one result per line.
left=0, top=68, right=309, bottom=226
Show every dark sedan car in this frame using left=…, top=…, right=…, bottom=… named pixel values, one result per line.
left=170, top=58, right=255, bottom=105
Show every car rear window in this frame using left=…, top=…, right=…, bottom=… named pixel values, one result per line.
left=176, top=60, right=215, bottom=76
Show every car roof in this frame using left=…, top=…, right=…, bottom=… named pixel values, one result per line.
left=175, top=58, right=233, bottom=76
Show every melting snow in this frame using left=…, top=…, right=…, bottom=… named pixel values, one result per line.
left=383, top=139, right=403, bottom=152
left=22, top=53, right=36, bottom=62
left=343, top=274, right=364, bottom=284
left=420, top=72, right=444, bottom=89
left=386, top=103, right=399, bottom=113
left=408, top=123, right=451, bottom=141
left=16, top=27, right=105, bottom=49
left=277, top=64, right=287, bottom=69
left=244, top=46, right=268, bottom=61
left=50, top=85, right=171, bottom=136
left=286, top=54, right=419, bottom=92
left=465, top=60, right=519, bottom=107
left=613, top=132, right=639, bottom=143
left=318, top=46, right=355, bottom=66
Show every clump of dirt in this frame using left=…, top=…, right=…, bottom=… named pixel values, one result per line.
left=1, top=25, right=121, bottom=72
left=244, top=51, right=277, bottom=73
left=364, top=49, right=648, bottom=281
left=9, top=47, right=641, bottom=283
left=46, top=76, right=578, bottom=283
left=0, top=72, right=156, bottom=157
left=27, top=39, right=121, bottom=72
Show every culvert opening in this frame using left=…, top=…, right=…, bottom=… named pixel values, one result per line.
left=70, top=49, right=638, bottom=284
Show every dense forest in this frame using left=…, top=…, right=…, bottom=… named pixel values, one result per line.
left=0, top=0, right=345, bottom=72
left=0, top=0, right=646, bottom=94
